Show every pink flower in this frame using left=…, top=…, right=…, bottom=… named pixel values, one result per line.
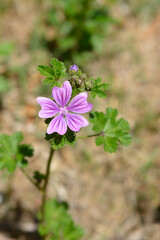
left=37, top=81, right=93, bottom=135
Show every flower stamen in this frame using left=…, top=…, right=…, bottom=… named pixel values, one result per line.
left=60, top=107, right=68, bottom=115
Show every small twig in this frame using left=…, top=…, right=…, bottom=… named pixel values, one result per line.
left=77, top=132, right=102, bottom=139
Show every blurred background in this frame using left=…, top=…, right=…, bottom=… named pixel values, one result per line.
left=0, top=0, right=160, bottom=239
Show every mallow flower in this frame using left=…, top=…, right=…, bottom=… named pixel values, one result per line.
left=37, top=81, right=92, bottom=135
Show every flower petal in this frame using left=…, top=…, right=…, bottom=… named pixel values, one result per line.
left=66, top=113, right=89, bottom=132
left=37, top=97, right=60, bottom=118
left=52, top=81, right=72, bottom=107
left=47, top=114, right=67, bottom=135
left=67, top=92, right=93, bottom=113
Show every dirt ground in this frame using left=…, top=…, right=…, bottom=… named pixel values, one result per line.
left=0, top=0, right=160, bottom=240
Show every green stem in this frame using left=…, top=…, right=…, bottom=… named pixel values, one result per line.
left=77, top=133, right=102, bottom=139
left=20, top=168, right=42, bottom=191
left=41, top=147, right=55, bottom=221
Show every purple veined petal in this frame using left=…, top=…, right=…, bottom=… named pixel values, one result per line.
left=37, top=97, right=60, bottom=118
left=66, top=113, right=89, bottom=132
left=67, top=92, right=93, bottom=113
left=52, top=81, right=72, bottom=108
left=47, top=114, right=67, bottom=135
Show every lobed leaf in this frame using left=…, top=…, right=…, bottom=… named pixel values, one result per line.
left=33, top=171, right=45, bottom=185
left=50, top=58, right=67, bottom=79
left=89, top=108, right=132, bottom=153
left=0, top=132, right=34, bottom=173
left=38, top=199, right=84, bottom=240
left=38, top=58, right=67, bottom=87
left=43, top=77, right=61, bottom=87
left=18, top=144, right=34, bottom=157
left=38, top=65, right=55, bottom=78
left=90, top=77, right=109, bottom=98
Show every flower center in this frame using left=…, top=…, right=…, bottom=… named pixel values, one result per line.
left=60, top=107, right=68, bottom=115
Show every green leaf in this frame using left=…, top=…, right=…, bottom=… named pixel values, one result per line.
left=33, top=171, right=45, bottom=184
left=45, top=128, right=76, bottom=150
left=43, top=77, right=61, bottom=87
left=50, top=58, right=67, bottom=79
left=90, top=77, right=109, bottom=98
left=38, top=58, right=67, bottom=87
left=0, top=76, right=10, bottom=93
left=89, top=108, right=132, bottom=153
left=18, top=144, right=34, bottom=157
left=0, top=132, right=34, bottom=173
left=38, top=199, right=84, bottom=240
left=38, top=65, right=55, bottom=78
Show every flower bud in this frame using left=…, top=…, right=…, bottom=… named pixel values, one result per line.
left=85, top=81, right=92, bottom=90
left=70, top=64, right=79, bottom=72
left=71, top=75, right=79, bottom=82
left=81, top=73, right=87, bottom=80
left=75, top=79, right=83, bottom=87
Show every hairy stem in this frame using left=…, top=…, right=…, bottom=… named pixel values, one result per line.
left=77, top=132, right=102, bottom=139
left=20, top=168, right=42, bottom=191
left=41, top=147, right=55, bottom=221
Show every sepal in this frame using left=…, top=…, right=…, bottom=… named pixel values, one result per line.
left=45, top=128, right=76, bottom=150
